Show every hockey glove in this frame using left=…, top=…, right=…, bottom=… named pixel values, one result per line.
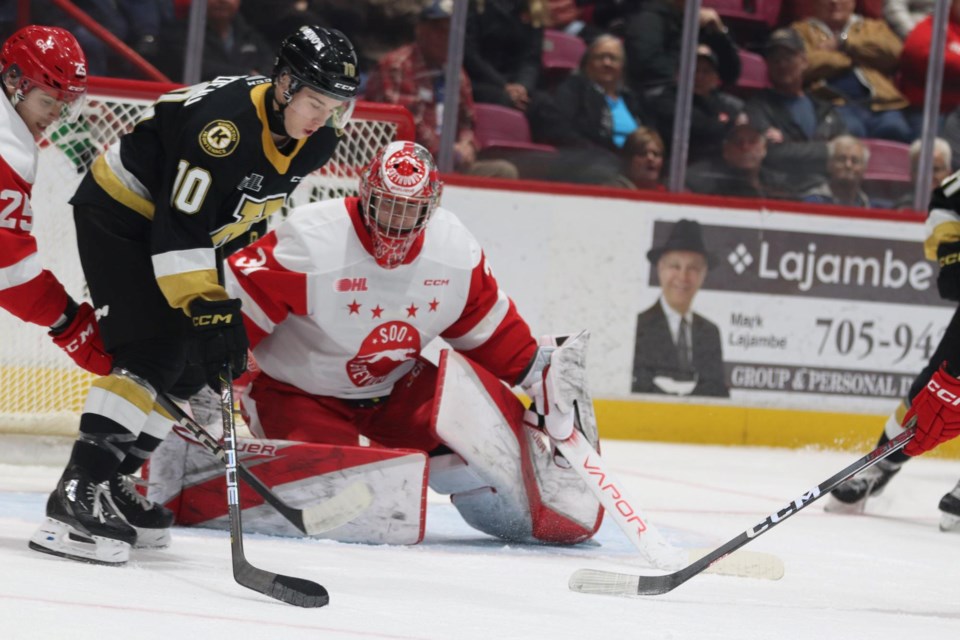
left=903, top=364, right=960, bottom=456
left=190, top=298, right=249, bottom=389
left=936, top=240, right=960, bottom=301
left=48, top=300, right=113, bottom=376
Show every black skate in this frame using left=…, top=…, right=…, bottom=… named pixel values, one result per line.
left=938, top=482, right=960, bottom=533
left=824, top=459, right=901, bottom=514
left=29, top=465, right=137, bottom=565
left=108, top=473, right=174, bottom=549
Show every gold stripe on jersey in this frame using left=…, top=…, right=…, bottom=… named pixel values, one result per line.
left=250, top=83, right=307, bottom=174
left=90, top=155, right=155, bottom=219
left=87, top=374, right=156, bottom=421
left=923, top=209, right=960, bottom=260
left=157, top=270, right=227, bottom=314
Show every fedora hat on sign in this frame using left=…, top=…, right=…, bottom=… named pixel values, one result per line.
left=646, top=219, right=717, bottom=269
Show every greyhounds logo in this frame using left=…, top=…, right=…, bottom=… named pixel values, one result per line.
left=382, top=146, right=429, bottom=197
left=346, top=321, right=421, bottom=387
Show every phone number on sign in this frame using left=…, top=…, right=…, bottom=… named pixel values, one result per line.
left=814, top=317, right=946, bottom=364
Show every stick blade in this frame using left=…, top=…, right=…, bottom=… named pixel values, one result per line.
left=568, top=569, right=640, bottom=596
left=234, top=562, right=330, bottom=608
left=695, top=549, right=785, bottom=580
left=301, top=481, right=373, bottom=536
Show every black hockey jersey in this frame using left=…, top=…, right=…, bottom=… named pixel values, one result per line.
left=71, top=75, right=341, bottom=314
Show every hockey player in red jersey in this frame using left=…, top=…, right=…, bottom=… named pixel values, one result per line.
left=29, top=26, right=361, bottom=565
left=0, top=26, right=111, bottom=376
left=202, top=141, right=603, bottom=545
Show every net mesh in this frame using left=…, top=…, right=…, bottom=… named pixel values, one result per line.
left=0, top=83, right=410, bottom=436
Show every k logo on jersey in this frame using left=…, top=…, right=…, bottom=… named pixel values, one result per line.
left=346, top=321, right=421, bottom=387
left=199, top=120, right=240, bottom=157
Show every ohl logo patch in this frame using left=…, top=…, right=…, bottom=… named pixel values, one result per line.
left=346, top=321, right=421, bottom=387
left=199, top=120, right=240, bottom=157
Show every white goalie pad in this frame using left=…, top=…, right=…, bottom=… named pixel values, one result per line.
left=431, top=350, right=602, bottom=544
left=144, top=429, right=428, bottom=545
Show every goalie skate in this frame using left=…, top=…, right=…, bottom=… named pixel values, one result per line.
left=29, top=466, right=136, bottom=565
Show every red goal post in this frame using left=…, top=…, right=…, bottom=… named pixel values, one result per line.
left=0, top=76, right=414, bottom=438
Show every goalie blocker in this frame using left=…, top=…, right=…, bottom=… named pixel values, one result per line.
left=144, top=350, right=602, bottom=544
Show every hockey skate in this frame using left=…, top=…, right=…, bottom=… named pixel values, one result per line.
left=938, top=482, right=960, bottom=533
left=29, top=465, right=137, bottom=565
left=108, top=473, right=174, bottom=548
left=824, top=459, right=901, bottom=514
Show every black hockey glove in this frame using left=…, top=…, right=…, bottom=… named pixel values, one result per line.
left=937, top=240, right=960, bottom=301
left=190, top=298, right=249, bottom=388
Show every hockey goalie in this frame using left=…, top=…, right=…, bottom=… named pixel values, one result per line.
left=145, top=141, right=603, bottom=545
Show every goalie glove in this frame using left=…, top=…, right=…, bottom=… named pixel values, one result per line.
left=48, top=299, right=113, bottom=376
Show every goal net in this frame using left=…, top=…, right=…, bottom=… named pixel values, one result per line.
left=0, top=77, right=414, bottom=437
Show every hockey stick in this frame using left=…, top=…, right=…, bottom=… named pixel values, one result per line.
left=554, top=426, right=783, bottom=579
left=568, top=425, right=916, bottom=597
left=218, top=366, right=329, bottom=607
left=156, top=392, right=372, bottom=536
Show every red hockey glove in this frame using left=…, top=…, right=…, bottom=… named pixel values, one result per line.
left=903, top=365, right=960, bottom=456
left=48, top=301, right=113, bottom=376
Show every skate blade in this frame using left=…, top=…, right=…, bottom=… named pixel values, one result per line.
left=29, top=517, right=130, bottom=565
left=132, top=526, right=171, bottom=549
left=939, top=512, right=960, bottom=533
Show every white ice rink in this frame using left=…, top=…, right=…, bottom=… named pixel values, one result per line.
left=1, top=439, right=959, bottom=640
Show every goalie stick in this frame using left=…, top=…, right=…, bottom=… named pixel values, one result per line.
left=156, top=392, right=373, bottom=536
left=217, top=367, right=329, bottom=607
left=568, top=425, right=916, bottom=597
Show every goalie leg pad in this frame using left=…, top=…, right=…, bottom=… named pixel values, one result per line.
left=432, top=350, right=601, bottom=544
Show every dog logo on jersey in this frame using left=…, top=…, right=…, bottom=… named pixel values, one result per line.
left=346, top=321, right=422, bottom=387
left=382, top=146, right=429, bottom=196
left=199, top=120, right=240, bottom=157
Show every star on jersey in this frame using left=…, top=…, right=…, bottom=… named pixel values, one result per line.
left=348, top=299, right=361, bottom=315
left=371, top=305, right=383, bottom=319
left=429, top=298, right=439, bottom=312
left=406, top=303, right=418, bottom=318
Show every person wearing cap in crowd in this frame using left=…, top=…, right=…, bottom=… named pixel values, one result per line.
left=744, top=27, right=847, bottom=196
left=364, top=0, right=518, bottom=179
left=632, top=219, right=728, bottom=398
left=651, top=42, right=746, bottom=165
left=686, top=122, right=794, bottom=199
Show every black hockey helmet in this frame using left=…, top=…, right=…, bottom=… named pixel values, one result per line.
left=272, top=26, right=360, bottom=102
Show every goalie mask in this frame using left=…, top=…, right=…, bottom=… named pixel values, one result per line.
left=0, top=25, right=87, bottom=126
left=272, top=26, right=359, bottom=129
left=359, top=141, right=443, bottom=269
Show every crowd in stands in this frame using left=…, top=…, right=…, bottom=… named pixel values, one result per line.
left=7, top=0, right=960, bottom=211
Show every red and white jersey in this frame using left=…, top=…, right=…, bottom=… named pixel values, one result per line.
left=225, top=197, right=537, bottom=399
left=0, top=97, right=68, bottom=326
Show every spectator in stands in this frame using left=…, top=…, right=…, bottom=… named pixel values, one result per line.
left=894, top=137, right=952, bottom=210
left=686, top=123, right=792, bottom=199
left=802, top=135, right=874, bottom=207
left=745, top=28, right=847, bottom=194
left=156, top=0, right=275, bottom=82
left=900, top=0, right=960, bottom=117
left=463, top=0, right=547, bottom=111
left=623, top=0, right=740, bottom=93
left=532, top=35, right=650, bottom=152
left=33, top=0, right=163, bottom=77
left=610, top=127, right=667, bottom=191
left=792, top=0, right=913, bottom=142
left=365, top=0, right=518, bottom=178
left=883, top=0, right=935, bottom=39
left=652, top=43, right=746, bottom=165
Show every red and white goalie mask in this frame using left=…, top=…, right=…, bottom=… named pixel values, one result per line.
left=0, top=26, right=88, bottom=132
left=359, top=141, right=442, bottom=269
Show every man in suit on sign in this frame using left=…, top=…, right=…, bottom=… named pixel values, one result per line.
left=632, top=219, right=729, bottom=397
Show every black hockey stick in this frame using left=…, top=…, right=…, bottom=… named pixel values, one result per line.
left=569, top=425, right=916, bottom=597
left=217, top=366, right=329, bottom=607
left=156, top=392, right=371, bottom=536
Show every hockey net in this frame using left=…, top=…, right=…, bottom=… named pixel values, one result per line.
left=0, top=77, right=414, bottom=438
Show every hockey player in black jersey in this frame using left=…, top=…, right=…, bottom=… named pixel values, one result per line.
left=29, top=26, right=361, bottom=565
left=825, top=170, right=960, bottom=532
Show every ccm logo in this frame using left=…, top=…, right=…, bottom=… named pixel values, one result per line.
left=423, top=279, right=449, bottom=286
left=335, top=277, right=368, bottom=292
left=928, top=378, right=960, bottom=406
left=64, top=322, right=97, bottom=352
